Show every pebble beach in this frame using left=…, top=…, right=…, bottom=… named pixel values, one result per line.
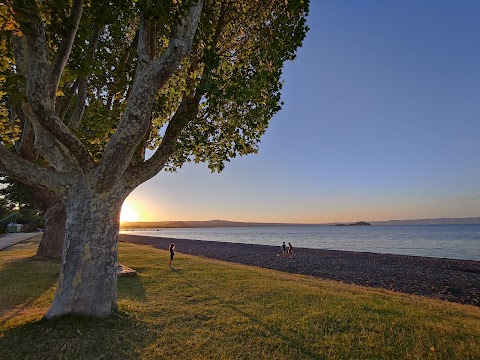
left=119, top=234, right=480, bottom=307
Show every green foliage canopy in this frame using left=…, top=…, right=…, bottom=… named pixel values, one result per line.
left=1, top=0, right=309, bottom=174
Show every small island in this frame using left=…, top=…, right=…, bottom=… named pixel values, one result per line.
left=332, top=221, right=371, bottom=226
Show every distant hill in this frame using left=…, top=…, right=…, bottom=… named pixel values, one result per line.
left=120, top=217, right=480, bottom=229
left=184, top=220, right=295, bottom=227
left=121, top=221, right=189, bottom=229
left=120, top=220, right=298, bottom=229
left=370, top=217, right=480, bottom=225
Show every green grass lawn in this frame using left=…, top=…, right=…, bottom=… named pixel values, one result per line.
left=0, top=237, right=479, bottom=359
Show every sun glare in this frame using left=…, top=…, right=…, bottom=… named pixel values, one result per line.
left=120, top=201, right=140, bottom=223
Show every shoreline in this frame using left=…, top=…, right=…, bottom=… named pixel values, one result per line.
left=119, top=227, right=480, bottom=262
left=119, top=234, right=480, bottom=307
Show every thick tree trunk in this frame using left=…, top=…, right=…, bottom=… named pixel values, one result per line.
left=36, top=200, right=66, bottom=259
left=45, top=190, right=122, bottom=319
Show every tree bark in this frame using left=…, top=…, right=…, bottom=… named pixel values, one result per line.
left=45, top=188, right=123, bottom=319
left=36, top=200, right=66, bottom=259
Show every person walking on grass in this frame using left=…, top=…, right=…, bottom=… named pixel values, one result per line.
left=168, top=243, right=175, bottom=268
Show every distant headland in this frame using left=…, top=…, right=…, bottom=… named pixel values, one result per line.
left=331, top=221, right=371, bottom=226
left=120, top=217, right=480, bottom=229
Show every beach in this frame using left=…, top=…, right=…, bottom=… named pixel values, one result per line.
left=119, top=234, right=480, bottom=307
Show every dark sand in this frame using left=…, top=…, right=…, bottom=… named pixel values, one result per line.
left=119, top=234, right=480, bottom=306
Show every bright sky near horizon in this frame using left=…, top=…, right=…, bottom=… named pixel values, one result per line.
left=121, top=0, right=480, bottom=224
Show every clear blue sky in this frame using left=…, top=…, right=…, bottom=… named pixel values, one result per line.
left=123, top=0, right=480, bottom=223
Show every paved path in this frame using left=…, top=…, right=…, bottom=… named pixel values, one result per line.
left=0, top=233, right=41, bottom=251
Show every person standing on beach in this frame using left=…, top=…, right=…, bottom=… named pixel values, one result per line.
left=282, top=242, right=287, bottom=256
left=288, top=242, right=293, bottom=257
left=168, top=243, right=175, bottom=268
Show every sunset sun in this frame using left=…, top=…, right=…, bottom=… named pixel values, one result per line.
left=120, top=202, right=140, bottom=223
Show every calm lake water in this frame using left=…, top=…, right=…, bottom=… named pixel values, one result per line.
left=121, top=224, right=480, bottom=261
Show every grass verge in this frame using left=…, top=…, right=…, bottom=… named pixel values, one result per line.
left=0, top=238, right=479, bottom=359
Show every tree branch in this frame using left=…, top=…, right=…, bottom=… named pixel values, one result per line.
left=11, top=15, right=77, bottom=173
left=137, top=13, right=155, bottom=73
left=0, top=144, right=70, bottom=197
left=148, top=1, right=203, bottom=90
left=92, top=0, right=203, bottom=192
left=66, top=77, right=87, bottom=130
left=22, top=103, right=80, bottom=173
left=68, top=24, right=101, bottom=130
left=105, top=31, right=139, bottom=111
left=56, top=79, right=79, bottom=121
left=128, top=90, right=202, bottom=188
left=47, top=0, right=83, bottom=106
left=126, top=1, right=230, bottom=187
left=15, top=116, right=38, bottom=161
left=24, top=100, right=95, bottom=172
left=18, top=5, right=95, bottom=173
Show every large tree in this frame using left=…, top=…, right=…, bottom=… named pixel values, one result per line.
left=0, top=0, right=309, bottom=318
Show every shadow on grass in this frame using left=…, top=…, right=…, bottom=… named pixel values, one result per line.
left=118, top=274, right=148, bottom=302
left=171, top=267, right=322, bottom=360
left=0, top=257, right=154, bottom=359
left=0, top=256, right=59, bottom=324
left=0, top=311, right=153, bottom=359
